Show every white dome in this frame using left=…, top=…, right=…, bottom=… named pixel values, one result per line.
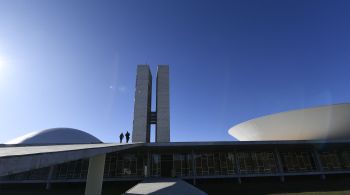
left=228, top=103, right=350, bottom=141
left=6, top=128, right=102, bottom=145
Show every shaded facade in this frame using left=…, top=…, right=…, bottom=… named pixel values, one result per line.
left=2, top=141, right=350, bottom=184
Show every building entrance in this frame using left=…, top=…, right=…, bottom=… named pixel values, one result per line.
left=161, top=154, right=173, bottom=177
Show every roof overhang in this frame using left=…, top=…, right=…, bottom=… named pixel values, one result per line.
left=0, top=143, right=144, bottom=177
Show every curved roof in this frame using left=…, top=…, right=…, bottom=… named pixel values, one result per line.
left=228, top=103, right=350, bottom=141
left=5, top=128, right=102, bottom=145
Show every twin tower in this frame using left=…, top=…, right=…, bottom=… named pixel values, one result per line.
left=132, top=65, right=170, bottom=143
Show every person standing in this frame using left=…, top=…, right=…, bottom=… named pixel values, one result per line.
left=125, top=131, right=130, bottom=143
left=119, top=133, right=124, bottom=143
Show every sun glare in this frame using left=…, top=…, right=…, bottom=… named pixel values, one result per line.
left=0, top=55, right=8, bottom=72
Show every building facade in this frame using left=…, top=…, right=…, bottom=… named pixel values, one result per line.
left=2, top=141, right=350, bottom=184
left=2, top=65, right=350, bottom=194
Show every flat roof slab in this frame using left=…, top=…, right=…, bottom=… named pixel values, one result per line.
left=0, top=143, right=143, bottom=177
left=0, top=143, right=137, bottom=158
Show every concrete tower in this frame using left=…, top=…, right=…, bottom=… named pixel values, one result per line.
left=132, top=65, right=152, bottom=143
left=132, top=64, right=170, bottom=143
left=156, top=65, right=170, bottom=142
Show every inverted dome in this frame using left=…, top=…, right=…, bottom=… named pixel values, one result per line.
left=228, top=103, right=350, bottom=141
left=6, top=128, right=102, bottom=145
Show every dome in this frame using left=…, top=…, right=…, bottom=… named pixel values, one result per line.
left=5, top=128, right=102, bottom=145
left=228, top=103, right=350, bottom=141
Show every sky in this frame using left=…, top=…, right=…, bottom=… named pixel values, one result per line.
left=1, top=0, right=350, bottom=143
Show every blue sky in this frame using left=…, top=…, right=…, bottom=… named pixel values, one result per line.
left=1, top=0, right=350, bottom=143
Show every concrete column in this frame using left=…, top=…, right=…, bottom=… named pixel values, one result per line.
left=274, top=148, right=285, bottom=182
left=45, top=166, right=54, bottom=190
left=132, top=65, right=152, bottom=143
left=156, top=65, right=170, bottom=142
left=234, top=151, right=241, bottom=184
left=85, top=154, right=106, bottom=195
left=192, top=150, right=196, bottom=185
left=147, top=152, right=151, bottom=177
left=312, top=149, right=326, bottom=180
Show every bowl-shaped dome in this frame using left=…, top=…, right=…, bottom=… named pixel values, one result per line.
left=228, top=103, right=350, bottom=141
left=6, top=128, right=102, bottom=145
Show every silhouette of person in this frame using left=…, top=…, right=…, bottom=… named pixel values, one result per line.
left=119, top=133, right=124, bottom=143
left=125, top=131, right=130, bottom=143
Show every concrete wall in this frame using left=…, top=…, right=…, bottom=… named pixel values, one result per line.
left=132, top=65, right=152, bottom=143
left=156, top=65, right=170, bottom=142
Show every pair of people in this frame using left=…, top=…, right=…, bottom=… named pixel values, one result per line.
left=119, top=131, right=130, bottom=143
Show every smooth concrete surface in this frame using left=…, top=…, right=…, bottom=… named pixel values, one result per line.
left=6, top=128, right=102, bottom=144
left=0, top=143, right=143, bottom=177
left=132, top=65, right=152, bottom=143
left=156, top=65, right=170, bottom=143
left=229, top=103, right=350, bottom=141
left=123, top=178, right=207, bottom=195
left=85, top=154, right=106, bottom=195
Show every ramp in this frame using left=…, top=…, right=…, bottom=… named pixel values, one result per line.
left=123, top=178, right=207, bottom=195
left=0, top=143, right=143, bottom=177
